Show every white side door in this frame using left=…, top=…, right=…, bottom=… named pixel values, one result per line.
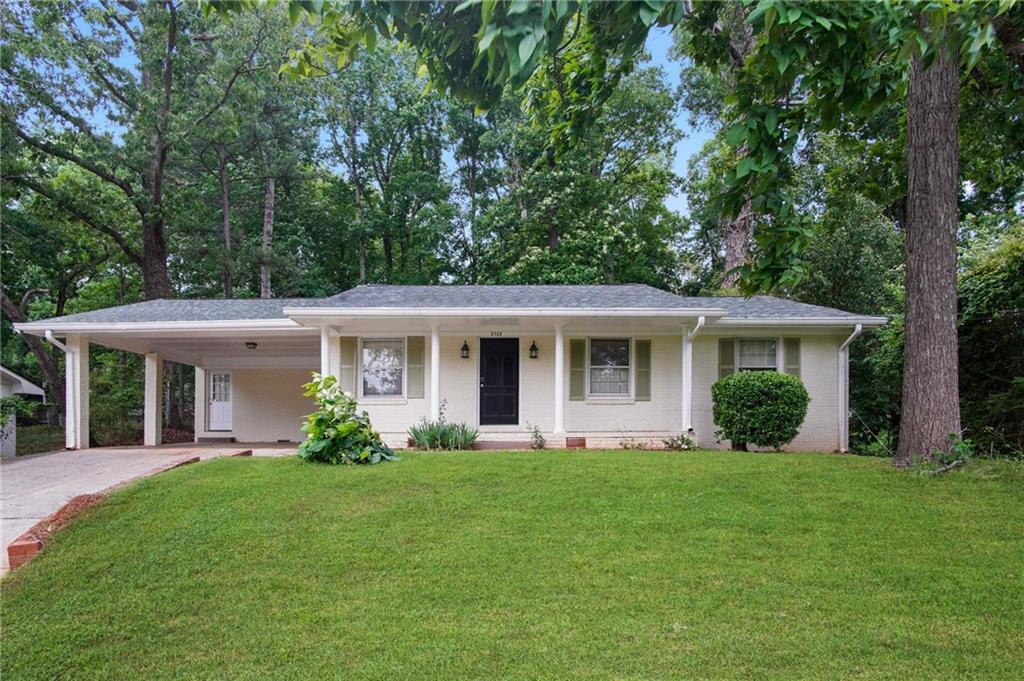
left=207, top=371, right=233, bottom=431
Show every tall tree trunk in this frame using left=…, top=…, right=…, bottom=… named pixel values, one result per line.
left=217, top=144, right=233, bottom=297
left=722, top=195, right=753, bottom=288
left=895, top=33, right=961, bottom=466
left=141, top=217, right=173, bottom=299
left=382, top=233, right=394, bottom=276
left=719, top=8, right=756, bottom=290
left=139, top=0, right=177, bottom=301
left=343, top=125, right=369, bottom=284
left=260, top=173, right=275, bottom=299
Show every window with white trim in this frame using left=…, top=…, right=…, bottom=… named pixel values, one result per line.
left=588, top=338, right=631, bottom=396
left=361, top=339, right=405, bottom=397
left=737, top=338, right=778, bottom=371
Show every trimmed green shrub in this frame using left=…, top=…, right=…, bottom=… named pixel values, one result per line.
left=712, top=371, right=810, bottom=451
left=297, top=373, right=398, bottom=465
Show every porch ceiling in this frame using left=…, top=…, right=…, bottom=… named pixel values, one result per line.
left=85, top=330, right=319, bottom=368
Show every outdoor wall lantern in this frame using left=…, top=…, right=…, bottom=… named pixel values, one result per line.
left=529, top=341, right=539, bottom=359
left=245, top=341, right=258, bottom=350
left=461, top=341, right=470, bottom=359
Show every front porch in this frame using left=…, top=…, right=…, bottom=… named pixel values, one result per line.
left=48, top=308, right=716, bottom=450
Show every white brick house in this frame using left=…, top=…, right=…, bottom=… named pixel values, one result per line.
left=14, top=285, right=885, bottom=451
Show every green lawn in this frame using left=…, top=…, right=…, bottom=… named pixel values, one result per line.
left=3, top=451, right=1023, bottom=679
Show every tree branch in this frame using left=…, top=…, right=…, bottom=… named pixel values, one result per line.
left=188, top=19, right=268, bottom=131
left=10, top=125, right=137, bottom=200
left=5, top=174, right=143, bottom=266
left=18, top=288, right=50, bottom=314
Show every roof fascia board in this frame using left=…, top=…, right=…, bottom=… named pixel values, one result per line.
left=710, top=316, right=887, bottom=327
left=14, top=318, right=306, bottom=335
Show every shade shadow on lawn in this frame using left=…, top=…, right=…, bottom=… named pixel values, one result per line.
left=3, top=451, right=1023, bottom=679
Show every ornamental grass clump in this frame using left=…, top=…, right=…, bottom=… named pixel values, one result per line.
left=712, top=371, right=810, bottom=451
left=297, top=373, right=398, bottom=465
left=408, top=402, right=479, bottom=451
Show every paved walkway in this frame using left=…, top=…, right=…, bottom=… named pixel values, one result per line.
left=1, top=443, right=294, bottom=573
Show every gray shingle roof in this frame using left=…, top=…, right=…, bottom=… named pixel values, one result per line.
left=324, top=284, right=709, bottom=309
left=19, top=284, right=875, bottom=325
left=27, top=298, right=322, bottom=324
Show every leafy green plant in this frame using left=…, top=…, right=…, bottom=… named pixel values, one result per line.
left=662, top=434, right=697, bottom=451
left=0, top=396, right=35, bottom=428
left=408, top=403, right=479, bottom=451
left=712, top=371, right=810, bottom=451
left=296, top=373, right=398, bottom=465
left=939, top=434, right=975, bottom=465
left=527, top=423, right=546, bottom=450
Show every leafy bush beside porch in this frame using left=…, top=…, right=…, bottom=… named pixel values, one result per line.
left=297, top=373, right=397, bottom=465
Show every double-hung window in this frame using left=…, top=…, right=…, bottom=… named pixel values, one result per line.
left=588, top=338, right=631, bottom=396
left=361, top=339, right=405, bottom=397
left=737, top=339, right=778, bottom=371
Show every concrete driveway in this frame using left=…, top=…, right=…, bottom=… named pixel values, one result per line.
left=1, top=443, right=294, bottom=573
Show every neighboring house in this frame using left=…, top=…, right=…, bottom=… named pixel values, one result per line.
left=1, top=365, right=46, bottom=458
left=13, top=285, right=885, bottom=451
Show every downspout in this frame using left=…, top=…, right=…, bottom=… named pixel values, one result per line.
left=838, top=324, right=863, bottom=453
left=44, top=329, right=67, bottom=353
left=682, top=316, right=706, bottom=434
left=687, top=315, right=707, bottom=342
left=44, top=330, right=74, bottom=448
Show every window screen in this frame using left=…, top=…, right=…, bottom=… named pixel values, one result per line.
left=362, top=340, right=404, bottom=396
left=589, top=339, right=630, bottom=396
left=737, top=339, right=778, bottom=371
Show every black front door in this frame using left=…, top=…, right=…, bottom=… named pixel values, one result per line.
left=479, top=338, right=519, bottom=425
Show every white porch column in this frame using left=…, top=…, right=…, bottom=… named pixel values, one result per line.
left=319, top=323, right=331, bottom=377
left=328, top=332, right=342, bottom=381
left=430, top=323, right=441, bottom=420
left=553, top=323, right=565, bottom=433
left=144, top=353, right=163, bottom=447
left=65, top=334, right=89, bottom=449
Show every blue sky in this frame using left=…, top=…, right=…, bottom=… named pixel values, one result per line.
left=643, top=26, right=713, bottom=216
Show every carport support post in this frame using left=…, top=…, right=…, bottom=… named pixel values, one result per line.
left=65, top=334, right=89, bottom=449
left=430, top=323, right=441, bottom=421
left=554, top=323, right=565, bottom=434
left=144, top=353, right=163, bottom=447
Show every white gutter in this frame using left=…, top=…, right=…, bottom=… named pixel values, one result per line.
left=838, top=324, right=863, bottom=453
left=16, top=318, right=307, bottom=335
left=714, top=316, right=888, bottom=327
